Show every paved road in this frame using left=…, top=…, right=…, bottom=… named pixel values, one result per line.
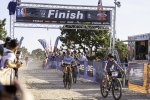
left=19, top=61, right=150, bottom=100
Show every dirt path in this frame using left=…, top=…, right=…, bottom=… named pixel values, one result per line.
left=19, top=61, right=150, bottom=100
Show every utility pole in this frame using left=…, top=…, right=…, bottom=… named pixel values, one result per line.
left=112, top=0, right=121, bottom=55
left=9, top=0, right=17, bottom=38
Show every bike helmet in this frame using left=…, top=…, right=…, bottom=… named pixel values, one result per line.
left=108, top=53, right=114, bottom=58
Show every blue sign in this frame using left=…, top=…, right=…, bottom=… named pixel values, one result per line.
left=128, top=63, right=144, bottom=86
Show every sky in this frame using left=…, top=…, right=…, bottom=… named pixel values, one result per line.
left=0, top=0, right=150, bottom=52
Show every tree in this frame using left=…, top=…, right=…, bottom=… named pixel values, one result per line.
left=115, top=39, right=128, bottom=62
left=60, top=25, right=128, bottom=61
left=20, top=46, right=29, bottom=58
left=60, top=25, right=110, bottom=56
left=0, top=19, right=7, bottom=40
left=31, top=48, right=45, bottom=60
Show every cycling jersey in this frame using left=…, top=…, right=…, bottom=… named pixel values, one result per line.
left=63, top=55, right=74, bottom=64
left=106, top=59, right=118, bottom=71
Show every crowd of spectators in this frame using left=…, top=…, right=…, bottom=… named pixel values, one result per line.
left=43, top=48, right=89, bottom=69
left=0, top=37, right=33, bottom=100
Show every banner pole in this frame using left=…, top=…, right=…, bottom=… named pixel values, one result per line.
left=112, top=0, right=117, bottom=55
left=10, top=15, right=11, bottom=37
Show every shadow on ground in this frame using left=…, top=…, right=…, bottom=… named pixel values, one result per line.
left=20, top=61, right=150, bottom=100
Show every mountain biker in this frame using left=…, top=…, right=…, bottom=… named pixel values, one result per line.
left=62, top=49, right=74, bottom=75
left=104, top=54, right=124, bottom=74
left=104, top=54, right=124, bottom=86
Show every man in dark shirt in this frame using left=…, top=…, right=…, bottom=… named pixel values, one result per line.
left=103, top=54, right=124, bottom=90
left=104, top=54, right=123, bottom=79
left=138, top=44, right=146, bottom=60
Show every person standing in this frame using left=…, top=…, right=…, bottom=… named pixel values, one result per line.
left=15, top=50, right=22, bottom=79
left=79, top=53, right=88, bottom=62
left=0, top=37, right=12, bottom=70
left=73, top=50, right=78, bottom=60
left=25, top=56, right=29, bottom=66
left=0, top=39, right=22, bottom=84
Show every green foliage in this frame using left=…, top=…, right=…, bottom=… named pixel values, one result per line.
left=0, top=19, right=7, bottom=40
left=31, top=48, right=45, bottom=60
left=20, top=46, right=29, bottom=58
left=115, top=39, right=128, bottom=62
left=60, top=25, right=110, bottom=54
left=60, top=25, right=128, bottom=60
left=95, top=49, right=107, bottom=60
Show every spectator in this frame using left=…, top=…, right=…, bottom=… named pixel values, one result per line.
left=0, top=39, right=22, bottom=85
left=14, top=50, right=22, bottom=79
left=25, top=56, right=29, bottom=66
left=62, top=52, right=66, bottom=59
left=0, top=80, right=34, bottom=100
left=1, top=37, right=14, bottom=69
left=3, top=37, right=11, bottom=48
left=0, top=40, right=4, bottom=67
left=73, top=50, right=78, bottom=59
left=43, top=56, right=48, bottom=69
left=0, top=37, right=12, bottom=69
left=0, top=37, right=11, bottom=58
left=79, top=53, right=88, bottom=62
left=71, top=52, right=73, bottom=57
left=0, top=40, right=4, bottom=57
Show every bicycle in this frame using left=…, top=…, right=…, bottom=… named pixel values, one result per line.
left=63, top=63, right=72, bottom=89
left=100, top=69, right=123, bottom=100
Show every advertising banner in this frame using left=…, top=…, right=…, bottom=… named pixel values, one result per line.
left=128, top=63, right=144, bottom=86
left=16, top=7, right=111, bottom=25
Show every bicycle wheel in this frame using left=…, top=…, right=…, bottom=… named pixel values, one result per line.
left=68, top=72, right=72, bottom=89
left=100, top=79, right=109, bottom=98
left=112, top=78, right=122, bottom=100
left=63, top=74, right=67, bottom=88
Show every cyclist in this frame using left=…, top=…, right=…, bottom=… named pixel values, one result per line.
left=104, top=54, right=124, bottom=87
left=62, top=49, right=74, bottom=76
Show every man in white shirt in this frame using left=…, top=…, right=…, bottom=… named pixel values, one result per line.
left=0, top=39, right=22, bottom=84
left=0, top=37, right=11, bottom=69
left=1, top=50, right=16, bottom=69
left=3, top=37, right=12, bottom=53
left=79, top=53, right=88, bottom=62
left=1, top=39, right=20, bottom=69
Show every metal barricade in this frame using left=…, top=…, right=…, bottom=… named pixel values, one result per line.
left=47, top=59, right=128, bottom=87
left=94, top=61, right=105, bottom=83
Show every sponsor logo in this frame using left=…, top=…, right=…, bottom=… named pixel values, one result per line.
left=97, top=11, right=107, bottom=21
left=17, top=7, right=26, bottom=17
